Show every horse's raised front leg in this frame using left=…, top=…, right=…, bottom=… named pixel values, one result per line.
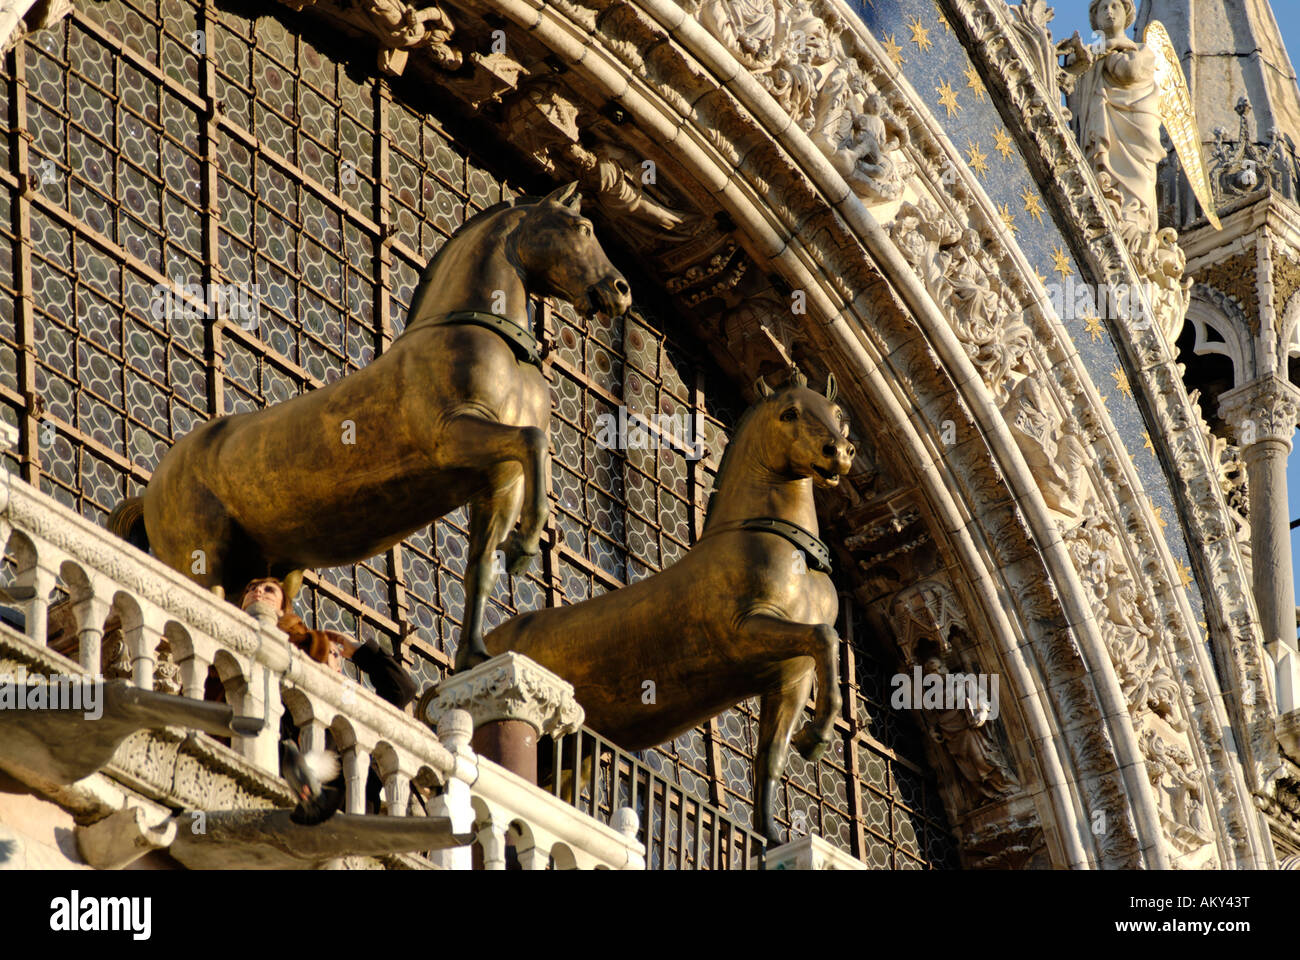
left=755, top=675, right=813, bottom=843
left=441, top=414, right=549, bottom=576
left=454, top=477, right=525, bottom=673
left=736, top=614, right=842, bottom=762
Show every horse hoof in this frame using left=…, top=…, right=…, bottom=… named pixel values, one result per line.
left=791, top=726, right=829, bottom=762
left=453, top=645, right=490, bottom=673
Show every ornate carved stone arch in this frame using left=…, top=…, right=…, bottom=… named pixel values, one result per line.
left=1187, top=285, right=1255, bottom=385
left=6, top=0, right=1276, bottom=868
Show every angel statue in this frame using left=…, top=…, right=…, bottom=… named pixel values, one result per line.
left=1060, top=0, right=1220, bottom=262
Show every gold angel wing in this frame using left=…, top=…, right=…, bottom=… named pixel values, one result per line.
left=1145, top=20, right=1222, bottom=230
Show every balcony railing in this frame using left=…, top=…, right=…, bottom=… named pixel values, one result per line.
left=0, top=473, right=643, bottom=869
left=544, top=726, right=767, bottom=870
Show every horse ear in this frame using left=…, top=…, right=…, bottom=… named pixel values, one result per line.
left=825, top=372, right=838, bottom=403
left=753, top=376, right=774, bottom=398
left=543, top=181, right=581, bottom=209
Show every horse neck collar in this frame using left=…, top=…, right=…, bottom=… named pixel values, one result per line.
left=426, top=310, right=541, bottom=368
left=700, top=516, right=832, bottom=574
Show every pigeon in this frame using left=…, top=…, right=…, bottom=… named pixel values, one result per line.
left=280, top=739, right=343, bottom=826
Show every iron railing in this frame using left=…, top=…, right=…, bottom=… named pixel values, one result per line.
left=543, top=726, right=766, bottom=870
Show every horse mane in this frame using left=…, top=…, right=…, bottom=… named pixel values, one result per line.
left=702, top=394, right=770, bottom=531
left=398, top=194, right=547, bottom=340
left=416, top=195, right=546, bottom=284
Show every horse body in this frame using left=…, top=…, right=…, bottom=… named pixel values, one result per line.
left=116, top=183, right=631, bottom=665
left=487, top=526, right=837, bottom=747
left=484, top=376, right=854, bottom=840
left=144, top=324, right=547, bottom=571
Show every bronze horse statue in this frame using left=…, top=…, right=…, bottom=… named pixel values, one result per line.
left=109, top=183, right=631, bottom=668
left=483, top=373, right=853, bottom=841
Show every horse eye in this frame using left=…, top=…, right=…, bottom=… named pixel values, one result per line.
left=780, top=408, right=799, bottom=422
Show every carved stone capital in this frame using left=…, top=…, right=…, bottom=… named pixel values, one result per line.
left=423, top=652, right=584, bottom=738
left=758, top=833, right=868, bottom=870
left=1218, top=375, right=1300, bottom=448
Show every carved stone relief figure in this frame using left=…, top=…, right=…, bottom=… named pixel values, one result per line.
left=889, top=200, right=1091, bottom=516
left=890, top=581, right=1020, bottom=805
left=688, top=0, right=911, bottom=205
left=503, top=81, right=701, bottom=243
left=285, top=0, right=461, bottom=75
left=693, top=0, right=779, bottom=71
left=1141, top=728, right=1214, bottom=852
left=920, top=652, right=1019, bottom=801
left=1061, top=1, right=1219, bottom=343
left=1062, top=502, right=1179, bottom=723
left=1001, top=375, right=1089, bottom=517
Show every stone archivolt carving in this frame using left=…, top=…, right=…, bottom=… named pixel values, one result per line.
left=1141, top=727, right=1214, bottom=852
left=1062, top=503, right=1179, bottom=725
left=1007, top=0, right=1073, bottom=112
left=889, top=199, right=1090, bottom=517
left=686, top=0, right=914, bottom=204
left=949, top=0, right=1273, bottom=865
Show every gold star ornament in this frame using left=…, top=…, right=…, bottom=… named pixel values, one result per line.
left=908, top=16, right=933, bottom=52
left=993, top=128, right=1014, bottom=161
left=1021, top=186, right=1044, bottom=224
left=1051, top=245, right=1073, bottom=279
left=881, top=33, right=905, bottom=67
left=937, top=79, right=960, bottom=117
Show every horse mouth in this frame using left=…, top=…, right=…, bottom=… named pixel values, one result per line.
left=813, top=465, right=841, bottom=487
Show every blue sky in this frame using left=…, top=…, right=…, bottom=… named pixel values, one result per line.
left=1049, top=3, right=1300, bottom=624
left=1050, top=3, right=1300, bottom=54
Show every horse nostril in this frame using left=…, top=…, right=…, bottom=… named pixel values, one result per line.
left=615, top=278, right=630, bottom=296
left=845, top=445, right=855, bottom=459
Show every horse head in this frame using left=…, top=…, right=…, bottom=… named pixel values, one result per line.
left=515, top=182, right=633, bottom=320
left=754, top=371, right=854, bottom=489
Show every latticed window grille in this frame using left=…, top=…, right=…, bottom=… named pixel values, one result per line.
left=0, top=0, right=957, bottom=868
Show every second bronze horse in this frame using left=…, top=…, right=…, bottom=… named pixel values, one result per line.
left=485, top=374, right=853, bottom=841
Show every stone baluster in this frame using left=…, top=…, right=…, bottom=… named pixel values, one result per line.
left=299, top=717, right=330, bottom=756
left=475, top=810, right=510, bottom=870
left=384, top=768, right=411, bottom=818
left=178, top=644, right=213, bottom=701
left=123, top=609, right=166, bottom=691
left=16, top=550, right=57, bottom=648
left=427, top=710, right=475, bottom=871
left=236, top=661, right=284, bottom=772
left=343, top=743, right=371, bottom=815
left=71, top=587, right=112, bottom=675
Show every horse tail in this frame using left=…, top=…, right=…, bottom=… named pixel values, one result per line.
left=108, top=496, right=150, bottom=553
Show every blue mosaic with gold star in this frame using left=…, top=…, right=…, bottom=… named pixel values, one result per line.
left=851, top=0, right=1205, bottom=626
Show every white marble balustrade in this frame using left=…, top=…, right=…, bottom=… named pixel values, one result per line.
left=0, top=475, right=644, bottom=870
